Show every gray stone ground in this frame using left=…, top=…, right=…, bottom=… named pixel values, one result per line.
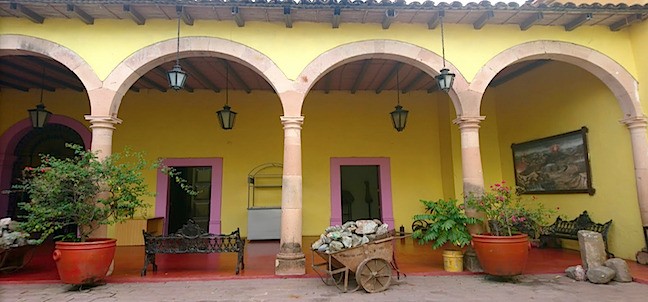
left=1, top=274, right=647, bottom=302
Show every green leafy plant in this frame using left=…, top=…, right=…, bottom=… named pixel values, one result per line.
left=412, top=198, right=481, bottom=249
left=465, top=181, right=555, bottom=237
left=13, top=144, right=195, bottom=243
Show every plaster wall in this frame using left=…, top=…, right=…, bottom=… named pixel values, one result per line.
left=485, top=61, right=642, bottom=259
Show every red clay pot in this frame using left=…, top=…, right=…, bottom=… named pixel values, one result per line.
left=471, top=233, right=529, bottom=276
left=53, top=238, right=116, bottom=285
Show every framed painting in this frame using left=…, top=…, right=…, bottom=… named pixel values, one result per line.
left=511, top=127, right=595, bottom=195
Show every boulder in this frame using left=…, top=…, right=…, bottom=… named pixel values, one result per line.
left=577, top=230, right=607, bottom=270
left=565, top=265, right=587, bottom=281
left=355, top=220, right=378, bottom=235
left=586, top=266, right=616, bottom=284
left=604, top=258, right=633, bottom=282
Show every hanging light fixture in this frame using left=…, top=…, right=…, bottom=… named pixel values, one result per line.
left=216, top=63, right=237, bottom=130
left=390, top=69, right=408, bottom=132
left=436, top=11, right=455, bottom=93
left=28, top=68, right=52, bottom=129
left=167, top=6, right=187, bottom=90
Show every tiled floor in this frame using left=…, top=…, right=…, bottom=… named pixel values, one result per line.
left=1, top=237, right=647, bottom=284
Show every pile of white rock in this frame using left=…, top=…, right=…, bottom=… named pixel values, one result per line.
left=311, top=219, right=389, bottom=254
left=565, top=230, right=632, bottom=284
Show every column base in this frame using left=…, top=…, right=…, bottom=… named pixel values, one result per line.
left=463, top=246, right=483, bottom=272
left=275, top=252, right=306, bottom=275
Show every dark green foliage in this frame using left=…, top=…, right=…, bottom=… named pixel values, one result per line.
left=411, top=198, right=480, bottom=249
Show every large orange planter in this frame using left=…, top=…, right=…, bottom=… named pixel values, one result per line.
left=53, top=238, right=116, bottom=285
left=471, top=233, right=529, bottom=276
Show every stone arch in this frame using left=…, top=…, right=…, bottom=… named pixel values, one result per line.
left=0, top=115, right=91, bottom=216
left=293, top=40, right=469, bottom=117
left=102, top=37, right=291, bottom=117
left=0, top=34, right=102, bottom=93
left=469, top=40, right=643, bottom=119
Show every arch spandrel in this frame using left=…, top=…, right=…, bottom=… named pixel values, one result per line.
left=295, top=40, right=468, bottom=117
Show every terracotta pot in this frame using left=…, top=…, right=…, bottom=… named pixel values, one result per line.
left=53, top=238, right=116, bottom=285
left=471, top=233, right=529, bottom=276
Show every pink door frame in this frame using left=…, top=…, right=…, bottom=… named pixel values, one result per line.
left=0, top=116, right=91, bottom=217
left=329, top=157, right=394, bottom=228
left=155, top=158, right=223, bottom=235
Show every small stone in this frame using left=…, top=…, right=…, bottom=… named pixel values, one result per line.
left=317, top=244, right=328, bottom=252
left=355, top=220, right=378, bottom=235
left=341, top=236, right=353, bottom=248
left=325, top=225, right=342, bottom=233
left=565, top=265, right=587, bottom=281
left=604, top=258, right=633, bottom=282
left=373, top=219, right=383, bottom=226
left=375, top=224, right=389, bottom=236
left=327, top=231, right=342, bottom=240
left=360, top=236, right=369, bottom=245
left=328, top=241, right=344, bottom=253
left=586, top=266, right=616, bottom=284
left=351, top=234, right=362, bottom=247
left=342, top=221, right=356, bottom=229
left=311, top=238, right=324, bottom=250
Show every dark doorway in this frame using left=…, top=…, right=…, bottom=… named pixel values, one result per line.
left=340, top=165, right=381, bottom=223
left=167, top=166, right=212, bottom=233
left=10, top=124, right=84, bottom=220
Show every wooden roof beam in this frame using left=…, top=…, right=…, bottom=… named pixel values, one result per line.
left=401, top=71, right=427, bottom=94
left=232, top=7, right=244, bottom=27
left=138, top=76, right=166, bottom=92
left=473, top=10, right=494, bottom=29
left=123, top=4, right=145, bottom=25
left=491, top=60, right=550, bottom=87
left=67, top=4, right=94, bottom=25
left=350, top=60, right=370, bottom=94
left=520, top=12, right=543, bottom=31
left=610, top=14, right=642, bottom=31
left=376, top=62, right=403, bottom=94
left=382, top=9, right=396, bottom=30
left=177, top=6, right=193, bottom=26
left=0, top=60, right=84, bottom=92
left=181, top=60, right=221, bottom=92
left=332, top=7, right=341, bottom=29
left=10, top=3, right=44, bottom=24
left=427, top=11, right=444, bottom=29
left=323, top=73, right=332, bottom=94
left=0, top=80, right=29, bottom=92
left=219, top=60, right=251, bottom=94
left=284, top=6, right=293, bottom=28
left=565, top=13, right=592, bottom=31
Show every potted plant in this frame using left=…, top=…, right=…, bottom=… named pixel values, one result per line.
left=466, top=181, right=554, bottom=276
left=412, top=198, right=480, bottom=272
left=13, top=144, right=193, bottom=285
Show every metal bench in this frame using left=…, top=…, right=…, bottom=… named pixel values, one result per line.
left=141, top=219, right=245, bottom=276
left=540, top=210, right=613, bottom=258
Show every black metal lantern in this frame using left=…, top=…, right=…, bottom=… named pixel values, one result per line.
left=28, top=103, right=51, bottom=129
left=390, top=104, right=408, bottom=132
left=436, top=68, right=455, bottom=93
left=167, top=7, right=187, bottom=90
left=436, top=11, right=455, bottom=94
left=167, top=64, right=187, bottom=91
left=216, top=104, right=237, bottom=130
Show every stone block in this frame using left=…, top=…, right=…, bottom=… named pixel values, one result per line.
left=578, top=230, right=606, bottom=270
left=586, top=266, right=616, bottom=284
left=463, top=247, right=483, bottom=273
left=604, top=258, right=633, bottom=282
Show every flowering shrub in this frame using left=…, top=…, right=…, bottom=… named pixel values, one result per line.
left=13, top=144, right=196, bottom=243
left=466, top=181, right=555, bottom=237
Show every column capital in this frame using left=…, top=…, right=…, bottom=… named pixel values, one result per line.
left=84, top=115, right=123, bottom=130
left=281, top=116, right=304, bottom=129
left=620, top=115, right=648, bottom=130
left=453, top=116, right=485, bottom=130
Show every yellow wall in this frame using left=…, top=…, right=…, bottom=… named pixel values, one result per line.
left=0, top=18, right=640, bottom=84
left=630, top=21, right=648, bottom=118
left=482, top=61, right=642, bottom=259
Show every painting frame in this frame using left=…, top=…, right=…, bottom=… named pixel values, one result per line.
left=511, top=127, right=595, bottom=195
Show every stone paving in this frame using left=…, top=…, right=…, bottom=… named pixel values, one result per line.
left=2, top=274, right=648, bottom=302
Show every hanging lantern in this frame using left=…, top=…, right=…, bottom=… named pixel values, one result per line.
left=29, top=103, right=52, bottom=129
left=390, top=104, right=408, bottom=132
left=167, top=64, right=187, bottom=91
left=436, top=68, right=455, bottom=93
left=216, top=104, right=237, bottom=130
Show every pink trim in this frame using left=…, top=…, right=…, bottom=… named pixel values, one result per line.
left=329, top=157, right=394, bottom=228
left=0, top=116, right=91, bottom=216
left=155, top=158, right=223, bottom=235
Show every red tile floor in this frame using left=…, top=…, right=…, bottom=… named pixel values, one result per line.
left=1, top=237, right=647, bottom=284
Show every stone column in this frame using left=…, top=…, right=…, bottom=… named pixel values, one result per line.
left=453, top=116, right=486, bottom=233
left=84, top=115, right=122, bottom=238
left=275, top=116, right=306, bottom=275
left=621, top=116, right=648, bottom=228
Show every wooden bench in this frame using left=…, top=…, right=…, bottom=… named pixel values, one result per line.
left=540, top=211, right=613, bottom=258
left=141, top=219, right=245, bottom=276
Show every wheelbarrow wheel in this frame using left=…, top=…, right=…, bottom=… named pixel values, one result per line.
left=355, top=257, right=392, bottom=293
